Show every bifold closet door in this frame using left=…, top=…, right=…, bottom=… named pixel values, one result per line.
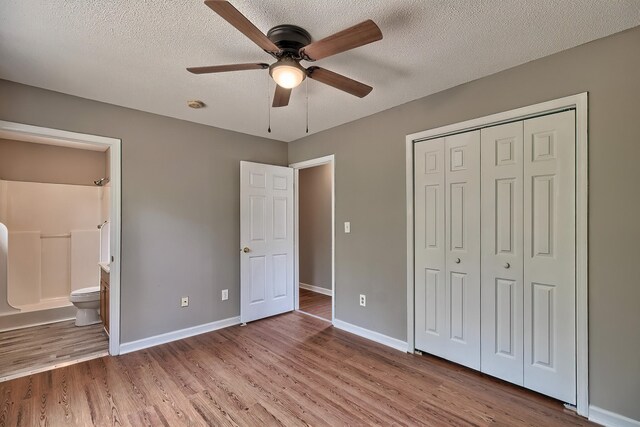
left=414, top=131, right=480, bottom=370
left=414, top=138, right=446, bottom=357
left=523, top=110, right=576, bottom=404
left=444, top=131, right=481, bottom=369
left=480, top=122, right=524, bottom=385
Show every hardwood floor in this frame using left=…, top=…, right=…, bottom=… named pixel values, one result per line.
left=299, top=287, right=331, bottom=320
left=0, top=312, right=593, bottom=426
left=0, top=320, right=108, bottom=383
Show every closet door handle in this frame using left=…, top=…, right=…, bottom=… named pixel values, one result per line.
left=455, top=258, right=461, bottom=264
left=504, top=262, right=511, bottom=269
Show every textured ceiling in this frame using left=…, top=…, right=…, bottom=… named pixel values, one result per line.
left=1, top=1, right=639, bottom=142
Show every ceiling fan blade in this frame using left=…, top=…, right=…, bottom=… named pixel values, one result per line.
left=204, top=1, right=280, bottom=54
left=272, top=85, right=292, bottom=107
left=300, top=20, right=382, bottom=61
left=307, top=66, right=373, bottom=98
left=187, top=63, right=269, bottom=74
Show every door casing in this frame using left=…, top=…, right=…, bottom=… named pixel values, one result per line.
left=0, top=120, right=122, bottom=356
left=289, top=155, right=335, bottom=324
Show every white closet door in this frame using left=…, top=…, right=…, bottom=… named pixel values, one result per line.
left=444, top=131, right=481, bottom=370
left=480, top=122, right=524, bottom=384
left=523, top=110, right=576, bottom=404
left=414, top=138, right=447, bottom=356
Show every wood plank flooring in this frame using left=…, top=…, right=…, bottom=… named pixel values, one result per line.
left=299, top=288, right=332, bottom=320
left=0, top=312, right=593, bottom=426
left=0, top=320, right=108, bottom=382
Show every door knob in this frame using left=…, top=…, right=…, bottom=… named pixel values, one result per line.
left=504, top=262, right=511, bottom=269
left=242, top=247, right=251, bottom=253
left=455, top=258, right=461, bottom=264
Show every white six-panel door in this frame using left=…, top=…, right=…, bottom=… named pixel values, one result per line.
left=444, top=131, right=481, bottom=370
left=480, top=121, right=525, bottom=385
left=240, top=161, right=294, bottom=324
left=414, top=131, right=481, bottom=370
left=523, top=111, right=576, bottom=404
left=414, top=138, right=447, bottom=357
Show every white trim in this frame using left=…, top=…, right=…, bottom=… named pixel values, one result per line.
left=0, top=350, right=108, bottom=383
left=290, top=155, right=335, bottom=325
left=119, top=316, right=241, bottom=355
left=575, top=94, right=589, bottom=416
left=333, top=319, right=408, bottom=352
left=589, top=406, right=640, bottom=427
left=299, top=282, right=333, bottom=296
left=406, top=137, right=414, bottom=353
left=0, top=121, right=120, bottom=147
left=405, top=93, right=589, bottom=416
left=0, top=120, right=123, bottom=356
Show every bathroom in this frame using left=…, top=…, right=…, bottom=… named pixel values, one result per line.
left=0, top=133, right=111, bottom=380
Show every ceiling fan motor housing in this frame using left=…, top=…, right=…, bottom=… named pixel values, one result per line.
left=267, top=25, right=312, bottom=58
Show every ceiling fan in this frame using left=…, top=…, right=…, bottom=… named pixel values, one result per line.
left=187, top=0, right=383, bottom=107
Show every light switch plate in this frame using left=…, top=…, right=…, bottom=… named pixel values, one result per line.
left=221, top=289, right=229, bottom=301
left=344, top=221, right=351, bottom=233
left=181, top=296, right=189, bottom=307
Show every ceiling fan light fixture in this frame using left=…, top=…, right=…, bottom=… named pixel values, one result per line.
left=269, top=58, right=306, bottom=89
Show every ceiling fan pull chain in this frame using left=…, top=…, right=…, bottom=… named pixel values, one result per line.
left=266, top=73, right=272, bottom=133
left=305, top=78, right=309, bottom=134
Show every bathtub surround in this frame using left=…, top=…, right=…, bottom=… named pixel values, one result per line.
left=0, top=180, right=103, bottom=310
left=0, top=306, right=77, bottom=332
left=6, top=231, right=41, bottom=307
left=70, top=230, right=100, bottom=291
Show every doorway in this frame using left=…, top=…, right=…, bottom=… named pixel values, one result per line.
left=0, top=120, right=122, bottom=357
left=291, top=155, right=335, bottom=323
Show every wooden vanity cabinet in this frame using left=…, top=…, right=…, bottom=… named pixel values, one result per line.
left=100, top=268, right=110, bottom=334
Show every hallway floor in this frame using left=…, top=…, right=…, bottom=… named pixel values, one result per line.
left=299, top=287, right=332, bottom=321
left=0, top=320, right=108, bottom=382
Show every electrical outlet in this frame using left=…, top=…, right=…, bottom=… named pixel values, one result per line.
left=221, top=289, right=229, bottom=301
left=344, top=221, right=351, bottom=233
left=359, top=294, right=366, bottom=307
left=181, top=296, right=189, bottom=307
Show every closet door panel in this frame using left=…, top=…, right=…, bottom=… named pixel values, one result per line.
left=414, top=138, right=447, bottom=355
left=480, top=122, right=524, bottom=385
left=523, top=110, right=576, bottom=404
left=444, top=131, right=481, bottom=370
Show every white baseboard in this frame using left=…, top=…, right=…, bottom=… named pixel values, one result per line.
left=119, top=316, right=240, bottom=355
left=589, top=406, right=640, bottom=427
left=299, top=282, right=333, bottom=296
left=333, top=318, right=408, bottom=352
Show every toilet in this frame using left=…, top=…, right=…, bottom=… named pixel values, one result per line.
left=69, top=286, right=101, bottom=326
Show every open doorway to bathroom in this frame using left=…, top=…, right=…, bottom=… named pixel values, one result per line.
left=291, top=156, right=335, bottom=323
left=0, top=121, right=121, bottom=381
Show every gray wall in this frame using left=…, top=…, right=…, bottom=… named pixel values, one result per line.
left=289, top=26, right=640, bottom=420
left=0, top=79, right=288, bottom=343
left=0, top=138, right=106, bottom=186
left=299, top=164, right=332, bottom=290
